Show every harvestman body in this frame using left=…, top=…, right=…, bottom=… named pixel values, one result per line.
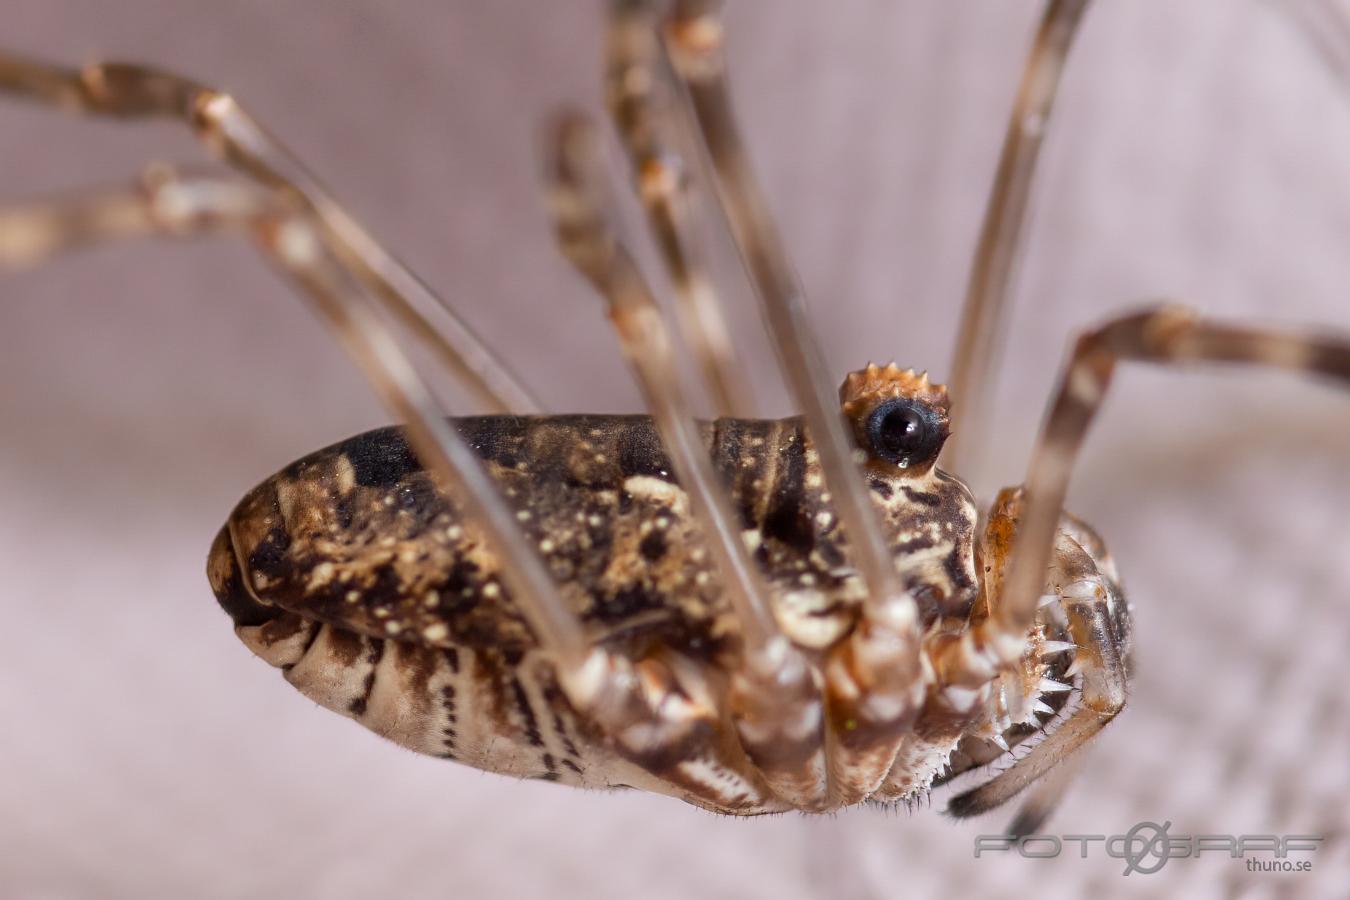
left=2, top=0, right=1349, bottom=829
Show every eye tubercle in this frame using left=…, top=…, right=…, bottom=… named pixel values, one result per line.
left=839, top=363, right=951, bottom=471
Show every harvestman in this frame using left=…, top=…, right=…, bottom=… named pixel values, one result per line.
left=1, top=0, right=1348, bottom=831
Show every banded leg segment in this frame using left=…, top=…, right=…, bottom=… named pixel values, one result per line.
left=606, top=0, right=751, bottom=417
left=662, top=0, right=927, bottom=800
left=0, top=52, right=538, bottom=414
left=0, top=47, right=827, bottom=811
left=542, top=113, right=827, bottom=809
left=0, top=168, right=592, bottom=675
left=944, top=0, right=1093, bottom=480
left=0, top=163, right=773, bottom=799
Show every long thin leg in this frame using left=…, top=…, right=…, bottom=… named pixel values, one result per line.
left=0, top=52, right=539, bottom=414
left=2, top=168, right=757, bottom=804
left=0, top=168, right=588, bottom=669
left=943, top=0, right=1092, bottom=481
left=605, top=0, right=751, bottom=417
left=661, top=4, right=927, bottom=793
left=936, top=305, right=1350, bottom=689
left=542, top=113, right=827, bottom=809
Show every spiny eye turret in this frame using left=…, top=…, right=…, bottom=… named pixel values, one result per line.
left=839, top=363, right=951, bottom=473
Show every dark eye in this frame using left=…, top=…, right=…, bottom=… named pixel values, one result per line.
left=865, top=398, right=942, bottom=467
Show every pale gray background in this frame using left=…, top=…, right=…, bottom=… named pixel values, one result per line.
left=2, top=2, right=1348, bottom=898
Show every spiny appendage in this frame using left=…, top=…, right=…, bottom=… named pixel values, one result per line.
left=933, top=490, right=1127, bottom=806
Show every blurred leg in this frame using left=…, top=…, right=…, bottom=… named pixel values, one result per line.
left=0, top=52, right=539, bottom=413
left=935, top=305, right=1350, bottom=690
left=0, top=167, right=589, bottom=673
left=542, top=112, right=827, bottom=809
left=943, top=0, right=1092, bottom=482
left=605, top=0, right=751, bottom=417
left=662, top=1, right=929, bottom=800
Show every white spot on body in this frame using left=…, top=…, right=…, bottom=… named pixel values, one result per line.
left=306, top=561, right=336, bottom=591
left=334, top=456, right=356, bottom=494
left=774, top=588, right=851, bottom=649
left=622, top=476, right=691, bottom=515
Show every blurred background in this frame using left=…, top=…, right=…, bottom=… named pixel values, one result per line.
left=2, top=1, right=1349, bottom=897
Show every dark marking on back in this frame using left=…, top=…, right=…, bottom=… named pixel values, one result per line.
left=943, top=543, right=975, bottom=594
left=543, top=683, right=584, bottom=761
left=617, top=419, right=673, bottom=479
left=761, top=433, right=813, bottom=554
left=440, top=683, right=458, bottom=754
left=247, top=526, right=292, bottom=578
left=901, top=486, right=942, bottom=507
left=588, top=583, right=666, bottom=625
left=348, top=638, right=386, bottom=716
left=639, top=530, right=667, bottom=562
left=325, top=627, right=366, bottom=668
left=511, top=679, right=546, bottom=750
left=895, top=534, right=938, bottom=554
left=210, top=526, right=277, bottom=628
left=344, top=427, right=420, bottom=488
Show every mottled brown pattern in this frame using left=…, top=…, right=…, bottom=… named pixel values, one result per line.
left=207, top=411, right=1116, bottom=813
left=216, top=415, right=979, bottom=660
